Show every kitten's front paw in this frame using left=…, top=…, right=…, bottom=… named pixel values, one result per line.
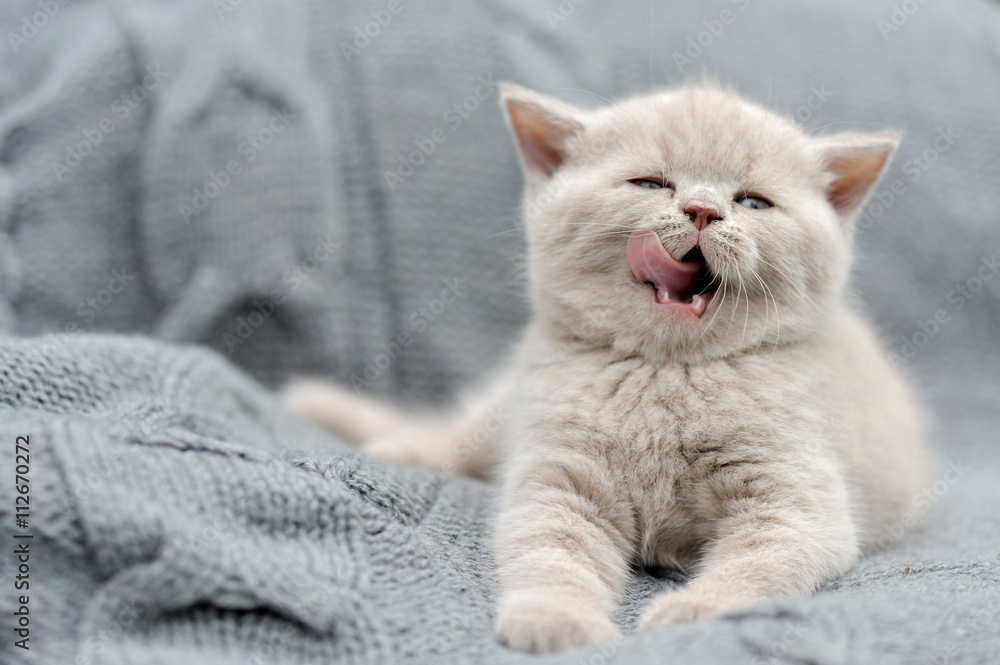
left=496, top=593, right=620, bottom=653
left=638, top=591, right=731, bottom=630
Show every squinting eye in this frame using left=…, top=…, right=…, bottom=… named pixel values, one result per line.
left=736, top=195, right=772, bottom=209
left=629, top=178, right=669, bottom=190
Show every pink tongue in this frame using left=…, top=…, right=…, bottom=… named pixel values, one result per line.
left=626, top=230, right=703, bottom=303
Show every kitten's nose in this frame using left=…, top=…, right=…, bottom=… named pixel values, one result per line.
left=683, top=200, right=722, bottom=230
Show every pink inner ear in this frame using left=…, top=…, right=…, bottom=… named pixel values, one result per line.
left=508, top=103, right=573, bottom=177
left=827, top=150, right=892, bottom=214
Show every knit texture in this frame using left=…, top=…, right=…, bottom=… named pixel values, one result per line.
left=0, top=0, right=999, bottom=663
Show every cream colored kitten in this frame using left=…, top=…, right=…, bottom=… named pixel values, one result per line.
left=283, top=82, right=932, bottom=654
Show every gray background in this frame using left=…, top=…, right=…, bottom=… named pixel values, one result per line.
left=0, top=0, right=997, bottom=663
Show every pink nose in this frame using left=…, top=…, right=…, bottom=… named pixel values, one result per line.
left=684, top=200, right=722, bottom=230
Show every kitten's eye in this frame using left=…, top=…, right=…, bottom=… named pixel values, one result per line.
left=736, top=194, right=773, bottom=210
left=629, top=178, right=669, bottom=190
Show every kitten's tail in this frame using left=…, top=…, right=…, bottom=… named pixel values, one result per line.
left=280, top=379, right=406, bottom=441
left=281, top=374, right=512, bottom=478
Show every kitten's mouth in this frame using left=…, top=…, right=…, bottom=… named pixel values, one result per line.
left=626, top=230, right=718, bottom=318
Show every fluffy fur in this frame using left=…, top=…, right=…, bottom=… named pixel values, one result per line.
left=282, top=82, right=932, bottom=654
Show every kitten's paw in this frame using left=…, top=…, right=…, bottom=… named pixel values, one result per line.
left=638, top=591, right=730, bottom=630
left=496, top=593, right=620, bottom=653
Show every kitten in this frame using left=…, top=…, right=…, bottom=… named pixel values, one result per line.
left=283, top=81, right=933, bottom=653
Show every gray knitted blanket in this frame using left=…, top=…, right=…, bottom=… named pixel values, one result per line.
left=1, top=1, right=999, bottom=663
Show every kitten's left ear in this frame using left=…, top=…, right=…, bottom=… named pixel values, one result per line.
left=500, top=83, right=587, bottom=181
left=812, top=131, right=901, bottom=222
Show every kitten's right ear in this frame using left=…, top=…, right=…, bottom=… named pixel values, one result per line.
left=500, top=83, right=586, bottom=180
left=812, top=131, right=901, bottom=221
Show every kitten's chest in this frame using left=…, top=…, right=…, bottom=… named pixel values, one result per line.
left=558, top=356, right=759, bottom=567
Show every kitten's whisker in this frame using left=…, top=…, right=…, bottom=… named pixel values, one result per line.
left=757, top=257, right=799, bottom=293
left=738, top=271, right=751, bottom=343
left=538, top=86, right=613, bottom=105
left=573, top=228, right=635, bottom=235
left=479, top=218, right=637, bottom=244
left=698, top=265, right=729, bottom=343
left=565, top=225, right=635, bottom=232
left=479, top=227, right=525, bottom=242
left=806, top=120, right=884, bottom=134
left=576, top=231, right=639, bottom=242
left=750, top=267, right=780, bottom=353
left=750, top=270, right=768, bottom=352
left=756, top=270, right=781, bottom=351
left=756, top=257, right=791, bottom=280
left=562, top=220, right=635, bottom=228
left=726, top=266, right=744, bottom=339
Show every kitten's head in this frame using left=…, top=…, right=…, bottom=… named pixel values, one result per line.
left=502, top=82, right=898, bottom=362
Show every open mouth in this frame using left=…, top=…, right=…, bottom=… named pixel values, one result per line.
left=626, top=230, right=718, bottom=318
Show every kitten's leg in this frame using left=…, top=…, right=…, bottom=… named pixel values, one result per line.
left=494, top=454, right=634, bottom=653
left=281, top=372, right=512, bottom=476
left=639, top=478, right=859, bottom=629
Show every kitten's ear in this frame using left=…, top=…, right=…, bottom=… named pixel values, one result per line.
left=501, top=83, right=586, bottom=180
left=813, top=131, right=901, bottom=221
